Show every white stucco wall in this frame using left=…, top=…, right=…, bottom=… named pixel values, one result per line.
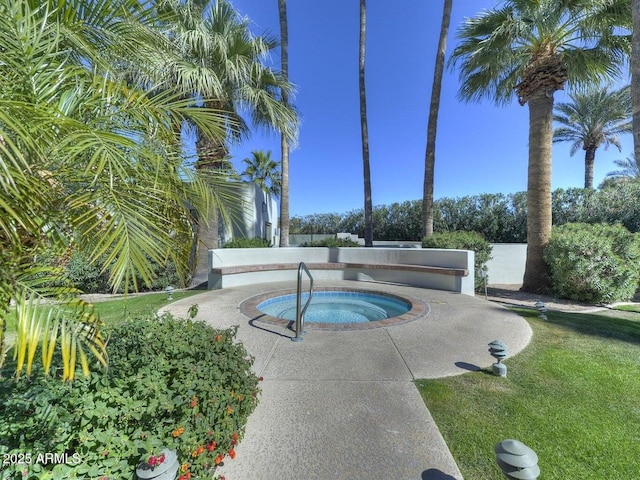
left=220, top=183, right=279, bottom=246
left=486, top=243, right=527, bottom=285
left=208, top=247, right=475, bottom=295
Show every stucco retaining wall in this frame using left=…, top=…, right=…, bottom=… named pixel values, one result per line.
left=208, top=247, right=475, bottom=295
left=486, top=243, right=527, bottom=285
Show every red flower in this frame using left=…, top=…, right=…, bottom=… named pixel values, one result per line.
left=206, top=441, right=216, bottom=452
left=228, top=449, right=236, bottom=460
left=189, top=396, right=198, bottom=408
left=173, top=426, right=185, bottom=437
left=214, top=454, right=224, bottom=465
left=148, top=455, right=164, bottom=467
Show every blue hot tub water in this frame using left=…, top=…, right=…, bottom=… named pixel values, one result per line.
left=257, top=291, right=411, bottom=324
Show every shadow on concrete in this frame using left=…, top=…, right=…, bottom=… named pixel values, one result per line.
left=455, top=361, right=481, bottom=372
left=249, top=317, right=293, bottom=339
left=190, top=281, right=209, bottom=290
left=421, top=468, right=458, bottom=479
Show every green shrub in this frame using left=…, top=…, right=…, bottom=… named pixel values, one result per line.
left=0, top=313, right=259, bottom=480
left=422, top=231, right=492, bottom=292
left=37, top=250, right=186, bottom=294
left=65, top=250, right=111, bottom=293
left=222, top=237, right=270, bottom=248
left=300, top=237, right=361, bottom=247
left=544, top=223, right=640, bottom=304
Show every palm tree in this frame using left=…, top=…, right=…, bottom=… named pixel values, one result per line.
left=360, top=0, right=373, bottom=247
left=422, top=0, right=453, bottom=238
left=553, top=85, right=632, bottom=189
left=158, top=0, right=298, bottom=274
left=241, top=150, right=282, bottom=197
left=633, top=0, right=640, bottom=162
left=450, top=0, right=629, bottom=293
left=278, top=0, right=291, bottom=247
left=605, top=154, right=640, bottom=181
left=0, top=0, right=232, bottom=379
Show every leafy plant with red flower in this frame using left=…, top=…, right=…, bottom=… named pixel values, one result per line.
left=0, top=314, right=260, bottom=480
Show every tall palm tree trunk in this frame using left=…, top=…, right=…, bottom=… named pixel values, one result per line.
left=278, top=0, right=290, bottom=247
left=522, top=89, right=554, bottom=293
left=633, top=0, right=640, bottom=164
left=359, top=0, right=373, bottom=247
left=584, top=147, right=596, bottom=189
left=192, top=129, right=227, bottom=285
left=422, top=0, right=452, bottom=238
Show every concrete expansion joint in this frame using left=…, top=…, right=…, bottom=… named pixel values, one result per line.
left=385, top=328, right=416, bottom=380
left=258, top=335, right=282, bottom=379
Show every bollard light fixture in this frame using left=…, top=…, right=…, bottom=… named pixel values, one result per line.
left=136, top=448, right=179, bottom=480
left=165, top=285, right=174, bottom=301
left=480, top=269, right=488, bottom=300
left=495, top=439, right=540, bottom=479
left=534, top=301, right=547, bottom=320
left=488, top=340, right=509, bottom=377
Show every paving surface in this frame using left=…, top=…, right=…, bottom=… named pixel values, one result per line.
left=162, top=280, right=533, bottom=480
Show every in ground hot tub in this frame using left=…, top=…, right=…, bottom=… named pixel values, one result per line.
left=240, top=288, right=429, bottom=331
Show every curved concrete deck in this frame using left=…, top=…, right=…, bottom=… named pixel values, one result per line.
left=162, top=280, right=533, bottom=480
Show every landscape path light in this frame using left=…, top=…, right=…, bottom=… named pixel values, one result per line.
left=534, top=301, right=547, bottom=320
left=165, top=285, right=174, bottom=301
left=136, top=448, right=179, bottom=480
left=480, top=269, right=488, bottom=300
left=495, top=439, right=540, bottom=479
left=488, top=340, right=508, bottom=377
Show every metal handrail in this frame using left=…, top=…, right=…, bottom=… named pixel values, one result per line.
left=293, top=262, right=313, bottom=342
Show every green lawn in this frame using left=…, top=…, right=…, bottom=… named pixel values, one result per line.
left=416, top=307, right=640, bottom=479
left=3, top=290, right=204, bottom=333
left=90, top=290, right=203, bottom=324
left=613, top=303, right=640, bottom=314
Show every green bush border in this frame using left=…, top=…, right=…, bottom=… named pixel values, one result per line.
left=422, top=231, right=492, bottom=292
left=0, top=313, right=260, bottom=480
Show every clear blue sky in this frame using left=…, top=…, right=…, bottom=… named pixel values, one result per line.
left=227, top=0, right=632, bottom=217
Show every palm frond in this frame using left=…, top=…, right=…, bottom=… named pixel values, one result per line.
left=11, top=292, right=106, bottom=381
left=451, top=0, right=630, bottom=105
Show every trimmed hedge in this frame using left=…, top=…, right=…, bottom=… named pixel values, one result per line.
left=422, top=231, right=492, bottom=292
left=300, top=237, right=361, bottom=247
left=222, top=237, right=270, bottom=248
left=544, top=223, right=640, bottom=304
left=290, top=183, right=640, bottom=243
